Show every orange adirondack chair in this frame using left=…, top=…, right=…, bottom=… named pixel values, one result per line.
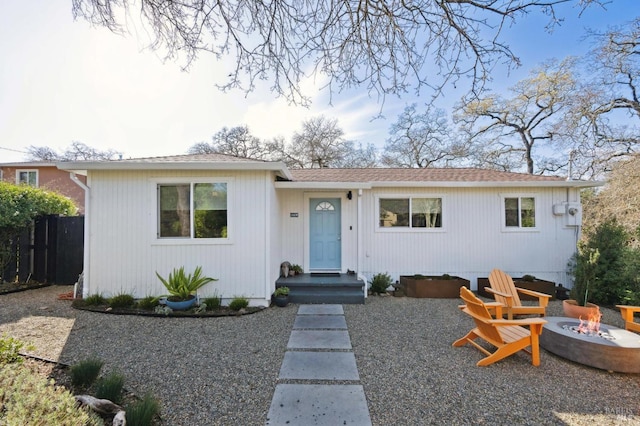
left=454, top=286, right=547, bottom=366
left=616, top=305, right=640, bottom=333
left=486, top=268, right=551, bottom=319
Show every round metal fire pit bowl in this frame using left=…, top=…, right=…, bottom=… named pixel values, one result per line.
left=540, top=317, right=640, bottom=373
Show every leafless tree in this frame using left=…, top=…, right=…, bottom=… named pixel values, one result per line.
left=28, top=141, right=121, bottom=161
left=456, top=58, right=577, bottom=175
left=188, top=125, right=269, bottom=159
left=266, top=115, right=372, bottom=168
left=382, top=104, right=469, bottom=168
left=582, top=154, right=640, bottom=247
left=71, top=0, right=602, bottom=105
left=566, top=18, right=640, bottom=178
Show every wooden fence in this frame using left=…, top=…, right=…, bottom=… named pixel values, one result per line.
left=2, top=215, right=84, bottom=285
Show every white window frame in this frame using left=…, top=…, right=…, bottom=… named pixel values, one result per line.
left=151, top=177, right=234, bottom=245
left=375, top=194, right=446, bottom=233
left=16, top=169, right=38, bottom=187
left=501, top=193, right=538, bottom=232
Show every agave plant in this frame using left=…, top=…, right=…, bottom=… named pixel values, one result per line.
left=156, top=266, right=217, bottom=301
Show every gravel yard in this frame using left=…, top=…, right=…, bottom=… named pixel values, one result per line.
left=1, top=286, right=639, bottom=425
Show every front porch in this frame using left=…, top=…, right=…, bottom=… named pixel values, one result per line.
left=276, top=273, right=366, bottom=304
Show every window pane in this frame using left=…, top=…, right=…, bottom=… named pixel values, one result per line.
left=380, top=199, right=409, bottom=227
left=521, top=197, right=535, bottom=227
left=18, top=171, right=36, bottom=186
left=505, top=198, right=519, bottom=227
left=412, top=198, right=442, bottom=228
left=194, top=183, right=228, bottom=238
left=159, top=185, right=190, bottom=237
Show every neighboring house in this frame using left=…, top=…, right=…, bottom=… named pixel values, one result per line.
left=0, top=162, right=86, bottom=214
left=58, top=154, right=601, bottom=306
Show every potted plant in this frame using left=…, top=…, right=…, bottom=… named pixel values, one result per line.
left=273, top=286, right=290, bottom=307
left=289, top=264, right=303, bottom=277
left=564, top=248, right=600, bottom=318
left=400, top=274, right=470, bottom=298
left=156, top=266, right=217, bottom=310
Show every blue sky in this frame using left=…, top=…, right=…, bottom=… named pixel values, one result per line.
left=0, top=1, right=636, bottom=163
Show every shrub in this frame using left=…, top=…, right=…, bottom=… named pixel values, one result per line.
left=125, top=393, right=161, bottom=426
left=0, top=335, right=34, bottom=364
left=202, top=295, right=222, bottom=310
left=137, top=296, right=159, bottom=310
left=571, top=218, right=640, bottom=305
left=521, top=274, right=536, bottom=282
left=95, top=371, right=125, bottom=404
left=369, top=273, right=392, bottom=294
left=70, top=357, right=104, bottom=389
left=84, top=294, right=107, bottom=306
left=0, top=363, right=102, bottom=425
left=441, top=273, right=452, bottom=280
left=108, top=293, right=135, bottom=308
left=229, top=297, right=249, bottom=311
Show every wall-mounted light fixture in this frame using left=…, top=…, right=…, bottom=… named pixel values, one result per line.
left=347, top=190, right=352, bottom=200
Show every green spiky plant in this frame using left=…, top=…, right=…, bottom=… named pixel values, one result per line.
left=156, top=266, right=217, bottom=301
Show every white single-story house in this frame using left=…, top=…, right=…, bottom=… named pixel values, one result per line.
left=59, top=154, right=601, bottom=306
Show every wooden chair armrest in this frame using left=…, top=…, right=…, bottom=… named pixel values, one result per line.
left=616, top=305, right=640, bottom=313
left=515, top=287, right=552, bottom=300
left=616, top=305, right=640, bottom=323
left=485, top=287, right=512, bottom=299
left=489, top=318, right=547, bottom=327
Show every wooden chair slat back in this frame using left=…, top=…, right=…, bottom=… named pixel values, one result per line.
left=489, top=268, right=522, bottom=306
left=460, top=287, right=504, bottom=343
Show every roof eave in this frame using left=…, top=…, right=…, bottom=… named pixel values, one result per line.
left=57, top=161, right=293, bottom=180
left=275, top=180, right=604, bottom=189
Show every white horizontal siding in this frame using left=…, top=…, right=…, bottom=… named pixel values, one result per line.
left=86, top=169, right=275, bottom=305
left=360, top=186, right=580, bottom=289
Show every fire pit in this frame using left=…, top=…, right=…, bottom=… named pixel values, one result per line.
left=540, top=316, right=640, bottom=373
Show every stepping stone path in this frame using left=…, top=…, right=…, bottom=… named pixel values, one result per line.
left=266, top=304, right=372, bottom=425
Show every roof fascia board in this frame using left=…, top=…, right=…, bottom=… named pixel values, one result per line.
left=368, top=180, right=604, bottom=189
left=57, top=161, right=292, bottom=180
left=275, top=180, right=603, bottom=189
left=275, top=182, right=372, bottom=190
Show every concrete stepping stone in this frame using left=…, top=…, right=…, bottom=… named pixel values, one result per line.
left=293, top=315, right=347, bottom=330
left=267, top=384, right=371, bottom=426
left=279, top=351, right=359, bottom=380
left=297, top=304, right=344, bottom=315
left=287, top=330, right=352, bottom=350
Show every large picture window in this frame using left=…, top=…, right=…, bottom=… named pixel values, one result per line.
left=379, top=197, right=442, bottom=229
left=158, top=182, right=228, bottom=239
left=504, top=196, right=535, bottom=228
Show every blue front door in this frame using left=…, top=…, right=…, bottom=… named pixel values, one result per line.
left=310, top=198, right=341, bottom=270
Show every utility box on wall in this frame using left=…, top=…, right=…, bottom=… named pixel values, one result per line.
left=565, top=203, right=582, bottom=227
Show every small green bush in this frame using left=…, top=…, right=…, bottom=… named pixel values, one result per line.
left=84, top=294, right=107, bottom=306
left=521, top=274, right=536, bottom=282
left=0, top=364, right=102, bottom=425
left=369, top=272, right=392, bottom=294
left=441, top=273, right=452, bottom=280
left=70, top=357, right=104, bottom=389
left=0, top=335, right=33, bottom=364
left=202, top=295, right=222, bottom=310
left=136, top=296, right=159, bottom=310
left=125, top=393, right=161, bottom=426
left=108, top=293, right=135, bottom=308
left=95, top=371, right=125, bottom=404
left=229, top=297, right=249, bottom=311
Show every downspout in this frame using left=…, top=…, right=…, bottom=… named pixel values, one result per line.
left=357, top=188, right=365, bottom=298
left=69, top=172, right=90, bottom=298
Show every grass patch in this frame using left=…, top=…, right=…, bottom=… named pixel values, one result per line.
left=94, top=371, right=125, bottom=404
left=70, top=357, right=103, bottom=390
left=125, top=393, right=161, bottom=426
